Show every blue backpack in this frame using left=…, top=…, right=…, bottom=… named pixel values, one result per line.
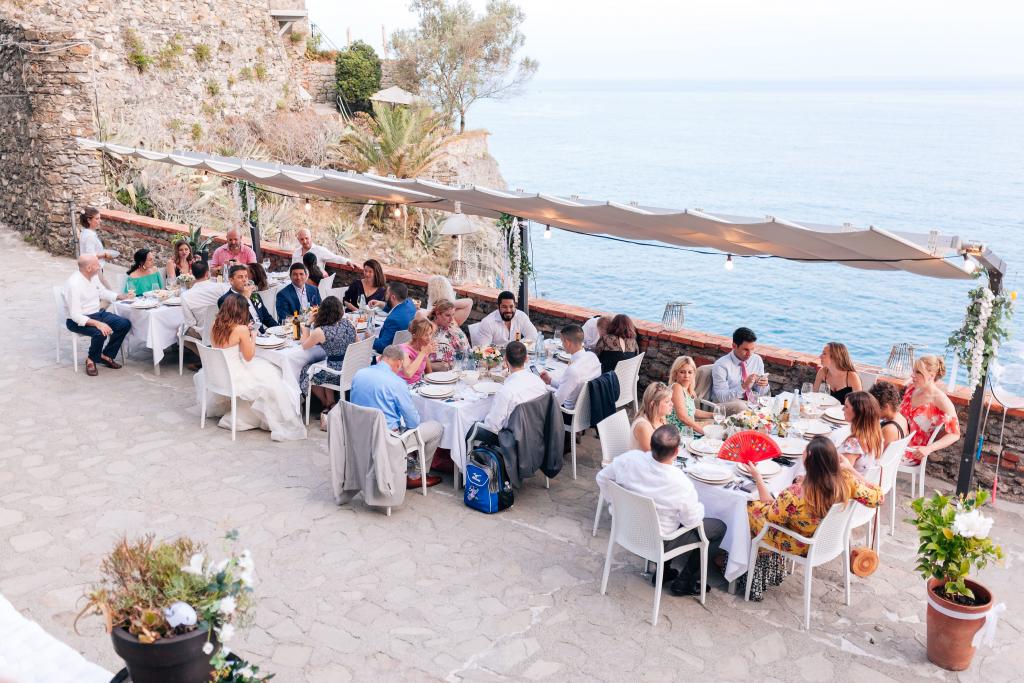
left=464, top=445, right=514, bottom=513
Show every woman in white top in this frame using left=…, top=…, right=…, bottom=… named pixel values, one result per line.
left=836, top=391, right=884, bottom=474
left=78, top=207, right=114, bottom=288
left=630, top=382, right=674, bottom=452
left=422, top=275, right=473, bottom=326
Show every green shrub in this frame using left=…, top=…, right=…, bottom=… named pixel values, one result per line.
left=194, top=43, right=211, bottom=63
left=239, top=66, right=253, bottom=81
left=334, top=40, right=381, bottom=111
left=226, top=74, right=236, bottom=87
left=254, top=63, right=268, bottom=81
left=124, top=29, right=152, bottom=73
left=190, top=123, right=203, bottom=141
left=289, top=30, right=305, bottom=44
left=157, top=37, right=184, bottom=69
left=205, top=79, right=220, bottom=96
left=166, top=118, right=183, bottom=132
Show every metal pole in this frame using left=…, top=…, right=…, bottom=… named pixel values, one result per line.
left=956, top=268, right=1003, bottom=495
left=516, top=217, right=529, bottom=315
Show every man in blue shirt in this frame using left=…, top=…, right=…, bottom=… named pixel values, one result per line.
left=350, top=345, right=444, bottom=487
left=372, top=281, right=417, bottom=353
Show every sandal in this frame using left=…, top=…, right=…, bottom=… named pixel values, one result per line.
left=85, top=359, right=98, bottom=377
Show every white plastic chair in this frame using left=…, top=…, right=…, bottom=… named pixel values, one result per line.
left=195, top=344, right=239, bottom=441
left=848, top=433, right=912, bottom=550
left=178, top=303, right=219, bottom=375
left=325, top=286, right=348, bottom=304
left=317, top=272, right=336, bottom=301
left=468, top=322, right=483, bottom=347
left=599, top=480, right=708, bottom=625
left=258, top=285, right=283, bottom=322
left=744, top=501, right=858, bottom=630
left=392, top=329, right=413, bottom=346
left=857, top=370, right=877, bottom=392
left=592, top=410, right=633, bottom=536
left=560, top=383, right=591, bottom=480
left=53, top=286, right=80, bottom=373
left=104, top=263, right=127, bottom=295
left=613, top=352, right=645, bottom=413
left=304, top=337, right=375, bottom=424
left=694, top=364, right=720, bottom=411
left=897, top=426, right=941, bottom=501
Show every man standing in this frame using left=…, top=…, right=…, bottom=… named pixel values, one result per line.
left=275, top=262, right=322, bottom=318
left=351, top=345, right=444, bottom=488
left=476, top=291, right=538, bottom=346
left=210, top=228, right=257, bottom=273
left=711, top=326, right=768, bottom=408
left=483, top=341, right=548, bottom=432
left=372, top=282, right=416, bottom=353
left=63, top=254, right=132, bottom=376
left=292, top=228, right=346, bottom=268
left=181, top=260, right=228, bottom=336
left=596, top=425, right=727, bottom=596
left=217, top=265, right=277, bottom=332
left=540, top=324, right=601, bottom=411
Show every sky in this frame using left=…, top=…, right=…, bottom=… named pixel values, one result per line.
left=304, top=0, right=1024, bottom=81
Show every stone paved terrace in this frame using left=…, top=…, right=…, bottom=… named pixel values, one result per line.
left=1, top=224, right=1022, bottom=683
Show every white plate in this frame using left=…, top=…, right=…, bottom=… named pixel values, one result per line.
left=824, top=406, right=847, bottom=422
left=803, top=421, right=833, bottom=436
left=686, top=462, right=733, bottom=483
left=130, top=300, right=158, bottom=309
left=104, top=249, right=120, bottom=258
left=255, top=337, right=286, bottom=347
left=772, top=437, right=806, bottom=456
left=473, top=381, right=502, bottom=395
left=555, top=351, right=572, bottom=363
left=163, top=297, right=181, bottom=306
left=264, top=326, right=289, bottom=337
left=737, top=460, right=782, bottom=478
left=688, top=438, right=723, bottom=455
left=418, top=384, right=455, bottom=399
left=424, top=371, right=459, bottom=384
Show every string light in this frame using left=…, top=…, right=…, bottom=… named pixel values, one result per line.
left=392, top=206, right=402, bottom=219
left=543, top=225, right=552, bottom=239
left=724, top=254, right=734, bottom=271
left=304, top=198, right=311, bottom=212
left=962, top=254, right=978, bottom=273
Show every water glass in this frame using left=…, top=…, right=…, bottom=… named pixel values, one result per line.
left=126, top=284, right=136, bottom=300
left=819, top=381, right=831, bottom=397
left=262, top=258, right=271, bottom=271
left=801, top=382, right=814, bottom=396
left=454, top=350, right=465, bottom=371
left=713, top=405, right=726, bottom=425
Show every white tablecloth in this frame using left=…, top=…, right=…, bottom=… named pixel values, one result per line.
left=255, top=339, right=325, bottom=395
left=113, top=301, right=184, bottom=367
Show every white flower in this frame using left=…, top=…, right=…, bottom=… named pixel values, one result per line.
left=217, top=623, right=235, bottom=643
left=218, top=596, right=237, bottom=615
left=237, top=549, right=254, bottom=571
left=952, top=509, right=994, bottom=539
left=238, top=569, right=254, bottom=587
left=163, top=601, right=197, bottom=628
left=202, top=641, right=214, bottom=655
left=181, top=554, right=205, bottom=576
left=212, top=558, right=230, bottom=575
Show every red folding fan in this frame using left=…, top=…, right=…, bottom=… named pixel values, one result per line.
left=717, top=430, right=782, bottom=463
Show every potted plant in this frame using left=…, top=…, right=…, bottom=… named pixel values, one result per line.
left=909, top=489, right=1004, bottom=670
left=174, top=226, right=215, bottom=263
left=76, top=533, right=272, bottom=683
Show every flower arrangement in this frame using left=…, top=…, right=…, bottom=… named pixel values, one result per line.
left=909, top=489, right=1003, bottom=604
left=725, top=406, right=790, bottom=436
left=471, top=345, right=503, bottom=368
left=948, top=281, right=1015, bottom=388
left=177, top=273, right=196, bottom=289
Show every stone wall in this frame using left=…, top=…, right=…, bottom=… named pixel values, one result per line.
left=97, top=207, right=1024, bottom=501
left=302, top=59, right=336, bottom=104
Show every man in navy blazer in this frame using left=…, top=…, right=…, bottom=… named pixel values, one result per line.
left=373, top=281, right=416, bottom=353
left=275, top=262, right=322, bottom=320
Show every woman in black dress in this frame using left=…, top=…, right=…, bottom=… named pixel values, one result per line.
left=813, top=341, right=862, bottom=404
left=343, top=258, right=387, bottom=311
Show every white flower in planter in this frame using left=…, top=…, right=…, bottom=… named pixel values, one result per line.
left=218, top=596, right=237, bottom=615
left=163, top=601, right=198, bottom=629
left=953, top=508, right=994, bottom=539
left=202, top=641, right=214, bottom=655
left=217, top=623, right=236, bottom=643
left=181, top=554, right=205, bottom=576
left=213, top=558, right=230, bottom=575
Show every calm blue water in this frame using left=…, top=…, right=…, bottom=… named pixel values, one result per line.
left=472, top=80, right=1024, bottom=371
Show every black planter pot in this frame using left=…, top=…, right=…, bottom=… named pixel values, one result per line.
left=110, top=627, right=217, bottom=683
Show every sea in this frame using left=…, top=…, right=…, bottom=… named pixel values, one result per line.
left=472, top=79, right=1024, bottom=377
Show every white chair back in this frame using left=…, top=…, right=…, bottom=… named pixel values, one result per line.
left=258, top=287, right=279, bottom=321
left=318, top=273, right=336, bottom=300
left=596, top=410, right=631, bottom=466
left=195, top=344, right=236, bottom=398
left=393, top=329, right=413, bottom=347
left=613, top=352, right=644, bottom=408
left=571, top=383, right=591, bottom=432
left=603, top=480, right=664, bottom=560
left=195, top=304, right=220, bottom=345
left=325, top=286, right=347, bottom=304
left=105, top=263, right=128, bottom=294
left=53, top=286, right=68, bottom=324
left=340, top=337, right=375, bottom=392
left=878, top=433, right=912, bottom=494
left=468, top=322, right=483, bottom=347
left=858, top=371, right=877, bottom=392
left=806, top=502, right=856, bottom=566
left=695, top=364, right=714, bottom=403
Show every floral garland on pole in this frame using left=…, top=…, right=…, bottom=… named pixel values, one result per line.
left=947, top=276, right=1015, bottom=388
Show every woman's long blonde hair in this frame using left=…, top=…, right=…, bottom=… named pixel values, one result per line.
left=408, top=317, right=435, bottom=345
left=824, top=341, right=856, bottom=372
left=427, top=275, right=456, bottom=309
left=641, top=382, right=671, bottom=423
left=846, top=391, right=883, bottom=459
left=668, top=356, right=697, bottom=396
left=803, top=437, right=850, bottom=519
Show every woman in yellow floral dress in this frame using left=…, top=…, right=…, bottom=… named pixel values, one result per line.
left=742, top=436, right=882, bottom=599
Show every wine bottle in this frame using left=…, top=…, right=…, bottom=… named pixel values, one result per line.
left=292, top=311, right=301, bottom=340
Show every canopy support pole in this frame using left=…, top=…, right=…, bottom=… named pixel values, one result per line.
left=516, top=217, right=529, bottom=315
left=956, top=266, right=1004, bottom=496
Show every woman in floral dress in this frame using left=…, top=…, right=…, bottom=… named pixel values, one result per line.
left=428, top=299, right=469, bottom=370
left=299, top=296, right=356, bottom=429
left=899, top=355, right=960, bottom=465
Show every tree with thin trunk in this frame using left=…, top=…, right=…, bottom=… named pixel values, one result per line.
left=391, top=0, right=538, bottom=133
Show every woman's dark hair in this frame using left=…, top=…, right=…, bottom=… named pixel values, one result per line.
left=247, top=262, right=268, bottom=290
left=173, top=238, right=192, bottom=261
left=802, top=437, right=848, bottom=519
left=607, top=313, right=636, bottom=340
left=79, top=206, right=100, bottom=227
left=869, top=380, right=902, bottom=411
left=364, top=259, right=386, bottom=288
left=127, top=248, right=150, bottom=276
left=314, top=296, right=344, bottom=328
left=303, top=252, right=325, bottom=283
left=212, top=294, right=249, bottom=347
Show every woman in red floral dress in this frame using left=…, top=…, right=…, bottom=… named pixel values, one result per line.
left=899, top=355, right=960, bottom=465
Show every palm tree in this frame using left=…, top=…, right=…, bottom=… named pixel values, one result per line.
left=338, top=102, right=451, bottom=178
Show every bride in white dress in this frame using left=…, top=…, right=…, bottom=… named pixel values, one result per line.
left=197, top=294, right=307, bottom=441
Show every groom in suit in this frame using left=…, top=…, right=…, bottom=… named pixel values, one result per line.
left=276, top=262, right=322, bottom=320
left=218, top=264, right=277, bottom=332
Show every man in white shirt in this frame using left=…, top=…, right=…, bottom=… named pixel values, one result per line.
left=582, top=314, right=612, bottom=351
left=596, top=425, right=727, bottom=596
left=483, top=341, right=548, bottom=432
left=476, top=291, right=538, bottom=346
left=181, top=260, right=228, bottom=337
left=711, top=326, right=769, bottom=409
left=540, top=324, right=601, bottom=411
left=63, top=254, right=132, bottom=376
left=291, top=228, right=346, bottom=268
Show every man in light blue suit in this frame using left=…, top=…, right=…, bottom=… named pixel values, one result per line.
left=275, top=262, right=322, bottom=320
left=373, top=281, right=416, bottom=353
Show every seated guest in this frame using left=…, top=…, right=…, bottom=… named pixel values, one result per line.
left=582, top=314, right=612, bottom=351
left=165, top=238, right=195, bottom=283
left=181, top=260, right=228, bottom=349
left=299, top=296, right=356, bottom=430
left=900, top=355, right=961, bottom=466
left=631, top=382, right=674, bottom=452
left=210, top=228, right=257, bottom=273
left=292, top=227, right=345, bottom=269
left=372, top=282, right=416, bottom=354
left=667, top=356, right=714, bottom=438
left=483, top=341, right=548, bottom=432
left=397, top=318, right=436, bottom=385
left=247, top=262, right=269, bottom=292
left=64, top=254, right=132, bottom=376
left=814, top=341, right=862, bottom=404
left=351, top=344, right=444, bottom=488
left=303, top=252, right=325, bottom=286
left=343, top=259, right=387, bottom=311
left=869, top=380, right=909, bottom=447
left=428, top=299, right=469, bottom=370
left=124, top=248, right=164, bottom=295
left=711, top=326, right=768, bottom=407
left=477, top=291, right=538, bottom=346
left=217, top=264, right=277, bottom=332
left=424, top=275, right=473, bottom=325
left=597, top=425, right=727, bottom=596
left=831, top=391, right=885, bottom=474
left=205, top=294, right=306, bottom=441
left=540, top=324, right=601, bottom=411
left=595, top=313, right=640, bottom=374
left=744, top=437, right=881, bottom=600
left=276, top=262, right=322, bottom=318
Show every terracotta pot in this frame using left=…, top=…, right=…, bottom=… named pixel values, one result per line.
left=111, top=627, right=217, bottom=683
left=925, top=578, right=993, bottom=671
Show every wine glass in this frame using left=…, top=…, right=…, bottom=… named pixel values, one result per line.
left=801, top=382, right=814, bottom=396
left=262, top=258, right=271, bottom=272
left=126, top=284, right=136, bottom=301
left=713, top=405, right=726, bottom=426
left=819, top=381, right=831, bottom=398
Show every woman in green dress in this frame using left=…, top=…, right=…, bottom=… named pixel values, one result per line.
left=667, top=355, right=713, bottom=438
left=124, top=248, right=165, bottom=295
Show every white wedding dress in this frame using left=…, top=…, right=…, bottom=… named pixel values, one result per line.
left=196, top=346, right=307, bottom=442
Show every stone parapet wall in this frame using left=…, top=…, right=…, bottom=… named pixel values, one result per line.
left=302, top=60, right=336, bottom=103
left=97, top=208, right=1024, bottom=500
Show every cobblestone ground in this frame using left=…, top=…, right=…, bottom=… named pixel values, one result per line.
left=1, top=225, right=1021, bottom=682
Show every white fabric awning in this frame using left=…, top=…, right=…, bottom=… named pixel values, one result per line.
left=77, top=137, right=989, bottom=280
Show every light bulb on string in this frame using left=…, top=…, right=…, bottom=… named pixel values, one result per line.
left=543, top=225, right=552, bottom=239
left=962, top=254, right=978, bottom=274
left=392, top=206, right=402, bottom=219
left=724, top=254, right=734, bottom=271
left=304, top=198, right=311, bottom=212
